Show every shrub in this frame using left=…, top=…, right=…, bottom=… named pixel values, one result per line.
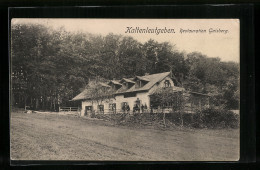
left=165, top=109, right=239, bottom=129
left=90, top=109, right=239, bottom=129
left=199, top=108, right=239, bottom=128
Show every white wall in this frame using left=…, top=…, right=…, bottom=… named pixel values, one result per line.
left=114, top=92, right=150, bottom=111
left=80, top=93, right=150, bottom=115
left=81, top=98, right=115, bottom=116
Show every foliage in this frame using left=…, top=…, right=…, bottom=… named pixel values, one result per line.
left=199, top=108, right=239, bottom=128
left=150, top=88, right=187, bottom=126
left=165, top=108, right=239, bottom=129
left=86, top=79, right=115, bottom=106
left=11, top=23, right=239, bottom=110
left=150, top=87, right=186, bottom=111
left=91, top=111, right=239, bottom=129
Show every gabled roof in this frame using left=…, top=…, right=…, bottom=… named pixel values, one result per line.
left=72, top=72, right=171, bottom=101
left=115, top=72, right=171, bottom=94
left=71, top=89, right=92, bottom=101
left=108, top=80, right=122, bottom=86
left=133, top=76, right=150, bottom=82
left=120, top=78, right=135, bottom=84
left=99, top=82, right=111, bottom=88
left=72, top=82, right=111, bottom=101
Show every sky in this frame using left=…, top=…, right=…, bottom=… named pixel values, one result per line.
left=12, top=19, right=240, bottom=63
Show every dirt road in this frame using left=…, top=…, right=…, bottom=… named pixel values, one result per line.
left=10, top=112, right=239, bottom=161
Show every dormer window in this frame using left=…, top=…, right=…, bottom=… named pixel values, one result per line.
left=136, top=80, right=142, bottom=88
left=164, top=80, right=171, bottom=87
left=108, top=80, right=122, bottom=90
left=113, top=84, right=120, bottom=90
left=134, top=76, right=149, bottom=88
left=123, top=82, right=128, bottom=88
left=120, top=78, right=135, bottom=89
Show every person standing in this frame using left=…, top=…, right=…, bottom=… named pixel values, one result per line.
left=126, top=105, right=130, bottom=114
left=141, top=104, right=144, bottom=113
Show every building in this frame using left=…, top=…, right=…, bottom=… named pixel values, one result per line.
left=72, top=72, right=209, bottom=116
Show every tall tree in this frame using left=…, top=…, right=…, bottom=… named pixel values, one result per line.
left=11, top=22, right=239, bottom=111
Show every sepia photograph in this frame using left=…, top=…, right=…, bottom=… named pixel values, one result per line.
left=10, top=19, right=240, bottom=161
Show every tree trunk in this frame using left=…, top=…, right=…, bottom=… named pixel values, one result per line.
left=162, top=107, right=166, bottom=127
left=35, top=98, right=39, bottom=110
left=24, top=95, right=27, bottom=109
left=30, top=97, right=33, bottom=108
left=179, top=111, right=183, bottom=127
left=18, top=94, right=21, bottom=106
left=54, top=99, right=56, bottom=111
left=199, top=99, right=202, bottom=127
left=42, top=98, right=45, bottom=110
left=11, top=92, right=15, bottom=107
left=50, top=98, right=52, bottom=110
left=163, top=112, right=166, bottom=127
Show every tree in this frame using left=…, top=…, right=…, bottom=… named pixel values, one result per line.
left=184, top=52, right=239, bottom=109
left=85, top=79, right=115, bottom=115
left=150, top=87, right=187, bottom=127
left=11, top=22, right=239, bottom=111
left=11, top=23, right=55, bottom=109
left=117, top=36, right=143, bottom=77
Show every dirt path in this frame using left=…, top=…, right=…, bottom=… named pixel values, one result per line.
left=10, top=112, right=239, bottom=161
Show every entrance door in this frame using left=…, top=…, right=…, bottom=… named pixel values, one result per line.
left=134, top=98, right=141, bottom=113
left=85, top=106, right=92, bottom=116
left=112, top=103, right=116, bottom=113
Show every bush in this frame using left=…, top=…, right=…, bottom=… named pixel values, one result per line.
left=199, top=108, right=239, bottom=128
left=165, top=109, right=239, bottom=129
left=90, top=109, right=239, bottom=129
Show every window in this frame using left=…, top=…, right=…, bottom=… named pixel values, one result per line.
left=109, top=103, right=116, bottom=112
left=164, top=80, right=171, bottom=87
left=85, top=106, right=93, bottom=111
left=85, top=106, right=93, bottom=116
left=136, top=79, right=148, bottom=88
left=123, top=82, right=128, bottom=88
left=136, top=80, right=142, bottom=88
left=121, top=102, right=129, bottom=111
left=98, top=105, right=104, bottom=113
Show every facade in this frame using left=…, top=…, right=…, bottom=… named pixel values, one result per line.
left=72, top=72, right=209, bottom=116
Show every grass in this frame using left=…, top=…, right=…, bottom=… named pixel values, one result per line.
left=10, top=110, right=239, bottom=161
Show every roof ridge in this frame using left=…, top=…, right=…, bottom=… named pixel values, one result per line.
left=140, top=71, right=170, bottom=77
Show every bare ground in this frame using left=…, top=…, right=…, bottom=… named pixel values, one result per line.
left=10, top=111, right=239, bottom=161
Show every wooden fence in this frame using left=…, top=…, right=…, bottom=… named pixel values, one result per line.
left=59, top=107, right=80, bottom=112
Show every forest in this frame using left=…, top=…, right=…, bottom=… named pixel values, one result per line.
left=11, top=23, right=239, bottom=111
